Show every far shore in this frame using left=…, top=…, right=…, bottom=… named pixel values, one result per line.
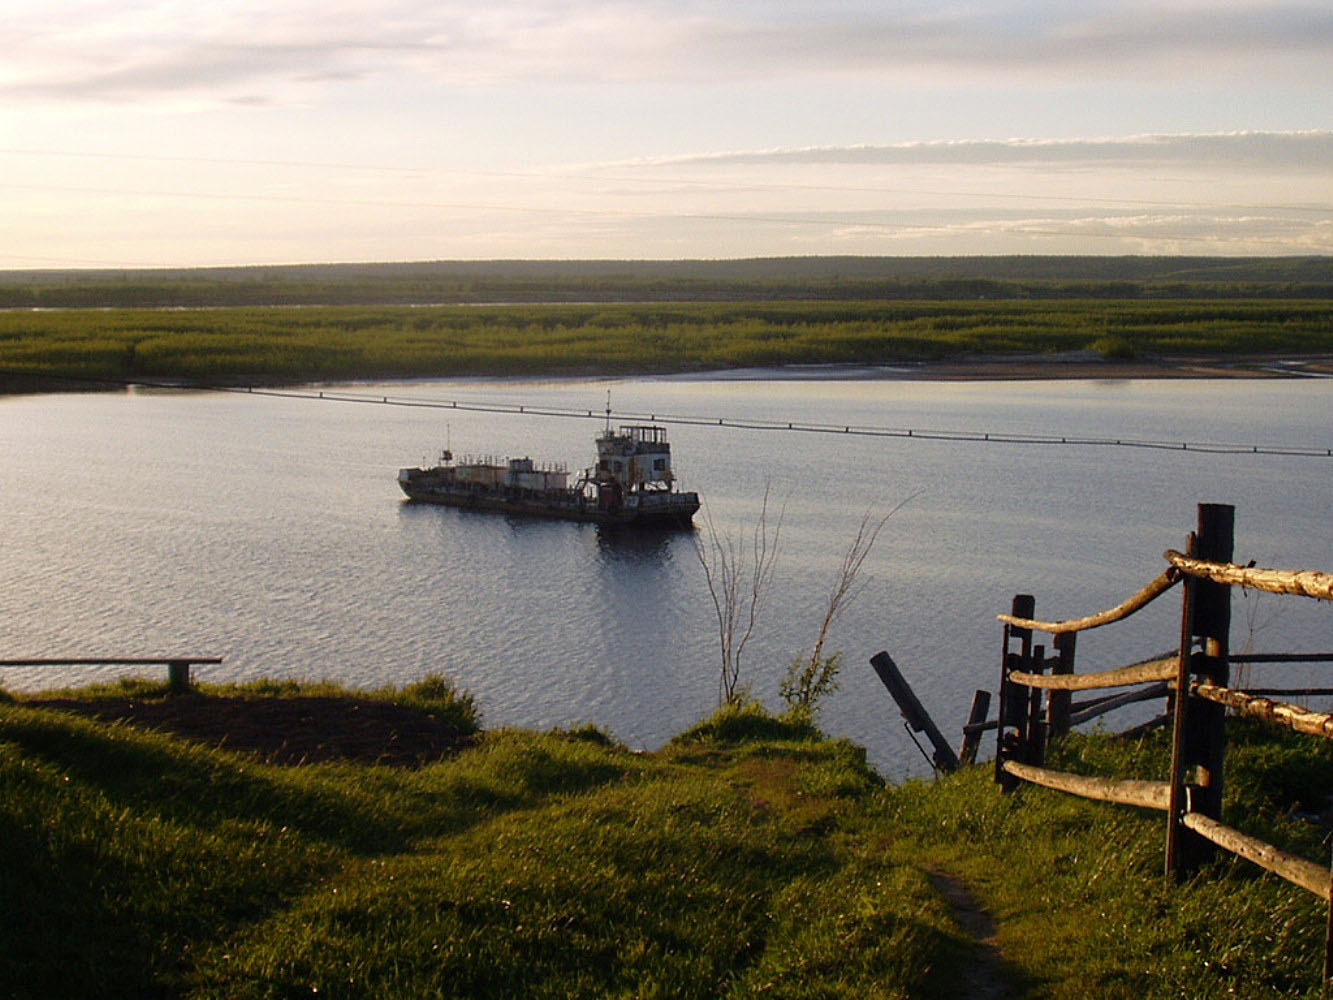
left=3, top=352, right=1333, bottom=397
left=654, top=352, right=1333, bottom=383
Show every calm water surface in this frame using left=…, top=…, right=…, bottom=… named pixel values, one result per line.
left=2, top=375, right=1330, bottom=779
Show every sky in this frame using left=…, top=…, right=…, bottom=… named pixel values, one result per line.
left=1, top=0, right=1330, bottom=267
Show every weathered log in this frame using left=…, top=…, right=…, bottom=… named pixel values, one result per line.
left=997, top=569, right=1179, bottom=634
left=1189, top=682, right=1333, bottom=740
left=1165, top=551, right=1333, bottom=602
left=1009, top=656, right=1176, bottom=691
left=1181, top=812, right=1331, bottom=901
left=1001, top=760, right=1171, bottom=811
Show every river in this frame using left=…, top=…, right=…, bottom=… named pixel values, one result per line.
left=2, top=374, right=1329, bottom=779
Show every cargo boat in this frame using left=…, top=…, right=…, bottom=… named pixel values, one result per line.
left=398, top=424, right=700, bottom=528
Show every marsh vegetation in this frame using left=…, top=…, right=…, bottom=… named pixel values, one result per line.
left=1, top=298, right=1328, bottom=386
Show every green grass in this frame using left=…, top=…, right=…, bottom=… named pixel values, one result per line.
left=877, top=720, right=1333, bottom=999
left=2, top=683, right=1330, bottom=998
left=1, top=299, right=1329, bottom=386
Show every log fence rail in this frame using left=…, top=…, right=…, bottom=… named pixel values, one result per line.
left=990, top=503, right=1333, bottom=987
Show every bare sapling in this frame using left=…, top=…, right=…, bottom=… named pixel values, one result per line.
left=782, top=497, right=914, bottom=718
left=694, top=486, right=784, bottom=706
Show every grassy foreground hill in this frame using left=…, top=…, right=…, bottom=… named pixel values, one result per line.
left=2, top=679, right=1331, bottom=998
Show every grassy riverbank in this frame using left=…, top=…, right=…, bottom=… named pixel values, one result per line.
left=2, top=299, right=1331, bottom=389
left=3, top=679, right=1330, bottom=998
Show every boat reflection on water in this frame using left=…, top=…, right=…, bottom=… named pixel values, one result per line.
left=593, top=521, right=691, bottom=561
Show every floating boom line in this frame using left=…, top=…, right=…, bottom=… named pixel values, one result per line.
left=221, top=384, right=1333, bottom=458
left=4, top=369, right=1328, bottom=457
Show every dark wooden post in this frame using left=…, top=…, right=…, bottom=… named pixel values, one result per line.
left=958, top=690, right=991, bottom=765
left=168, top=660, right=191, bottom=695
left=1325, top=848, right=1333, bottom=994
left=1026, top=644, right=1047, bottom=765
left=1166, top=503, right=1234, bottom=876
left=996, top=593, right=1035, bottom=791
left=1047, top=632, right=1077, bottom=739
left=1324, top=846, right=1333, bottom=994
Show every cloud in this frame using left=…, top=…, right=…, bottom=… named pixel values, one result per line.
left=641, top=131, right=1333, bottom=171
left=1, top=1, right=1328, bottom=105
left=692, top=206, right=1333, bottom=253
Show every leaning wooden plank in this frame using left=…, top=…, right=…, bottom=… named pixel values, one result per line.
left=1165, top=551, right=1333, bottom=602
left=1001, top=760, right=1171, bottom=811
left=1181, top=813, right=1331, bottom=900
left=997, top=569, right=1180, bottom=633
left=1067, top=683, right=1170, bottom=726
left=1190, top=683, right=1333, bottom=740
left=1009, top=657, right=1175, bottom=691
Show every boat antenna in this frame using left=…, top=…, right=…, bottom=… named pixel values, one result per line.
left=604, top=389, right=612, bottom=433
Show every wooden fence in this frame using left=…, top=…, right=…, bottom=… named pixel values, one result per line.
left=990, top=503, right=1333, bottom=982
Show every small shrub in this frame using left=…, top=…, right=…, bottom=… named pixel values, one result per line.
left=779, top=652, right=843, bottom=724
left=550, top=723, right=624, bottom=748
left=397, top=674, right=481, bottom=735
left=670, top=701, right=820, bottom=746
left=1090, top=334, right=1138, bottom=359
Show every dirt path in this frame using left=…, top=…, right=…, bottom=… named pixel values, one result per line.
left=925, top=868, right=1020, bottom=999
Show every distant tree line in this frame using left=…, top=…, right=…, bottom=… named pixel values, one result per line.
left=0, top=256, right=1328, bottom=308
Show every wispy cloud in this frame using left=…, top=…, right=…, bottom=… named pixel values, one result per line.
left=641, top=131, right=1333, bottom=171
left=2, top=1, right=1329, bottom=104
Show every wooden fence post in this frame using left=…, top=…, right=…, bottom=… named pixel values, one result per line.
left=1322, top=848, right=1333, bottom=997
left=1026, top=644, right=1047, bottom=765
left=996, top=594, right=1035, bottom=791
left=1047, top=632, right=1077, bottom=739
left=1325, top=844, right=1333, bottom=994
left=1167, top=503, right=1234, bottom=876
left=958, top=690, right=991, bottom=765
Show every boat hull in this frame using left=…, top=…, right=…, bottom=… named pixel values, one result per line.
left=398, top=473, right=699, bottom=528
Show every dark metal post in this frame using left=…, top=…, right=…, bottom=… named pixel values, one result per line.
left=168, top=660, right=191, bottom=695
